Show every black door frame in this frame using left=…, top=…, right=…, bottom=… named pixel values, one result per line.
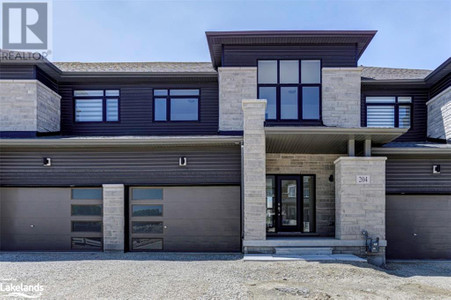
left=267, top=174, right=316, bottom=234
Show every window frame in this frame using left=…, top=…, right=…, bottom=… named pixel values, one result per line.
left=365, top=96, right=413, bottom=128
left=73, top=89, right=120, bottom=123
left=257, top=59, right=322, bottom=124
left=152, top=89, right=200, bottom=122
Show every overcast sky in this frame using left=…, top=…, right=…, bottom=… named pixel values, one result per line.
left=52, top=0, right=451, bottom=70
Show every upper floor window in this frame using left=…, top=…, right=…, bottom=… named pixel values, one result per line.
left=257, top=60, right=321, bottom=122
left=153, top=89, right=199, bottom=121
left=74, top=90, right=119, bottom=122
left=365, top=96, right=412, bottom=128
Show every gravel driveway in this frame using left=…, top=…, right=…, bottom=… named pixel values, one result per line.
left=0, top=253, right=450, bottom=299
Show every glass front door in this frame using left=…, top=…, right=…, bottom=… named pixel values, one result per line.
left=266, top=175, right=316, bottom=233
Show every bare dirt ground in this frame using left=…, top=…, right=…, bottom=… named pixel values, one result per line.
left=0, top=253, right=450, bottom=299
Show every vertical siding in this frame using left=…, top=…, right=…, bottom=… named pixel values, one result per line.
left=361, top=85, right=429, bottom=142
left=59, top=81, right=219, bottom=136
left=223, top=44, right=358, bottom=67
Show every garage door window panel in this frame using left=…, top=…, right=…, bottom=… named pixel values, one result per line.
left=132, top=221, right=164, bottom=234
left=131, top=188, right=163, bottom=201
left=72, top=221, right=102, bottom=233
left=71, top=188, right=103, bottom=200
left=71, top=237, right=102, bottom=250
left=71, top=205, right=102, bottom=216
left=132, top=238, right=163, bottom=251
left=132, top=205, right=163, bottom=217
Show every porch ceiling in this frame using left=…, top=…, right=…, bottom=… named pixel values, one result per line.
left=265, top=127, right=407, bottom=154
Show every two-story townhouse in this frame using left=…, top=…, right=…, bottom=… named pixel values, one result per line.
left=1, top=31, right=450, bottom=265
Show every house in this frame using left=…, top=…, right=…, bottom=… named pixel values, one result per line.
left=0, top=31, right=450, bottom=265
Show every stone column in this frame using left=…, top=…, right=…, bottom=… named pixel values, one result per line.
left=334, top=157, right=387, bottom=265
left=242, top=99, right=267, bottom=241
left=102, top=184, right=125, bottom=251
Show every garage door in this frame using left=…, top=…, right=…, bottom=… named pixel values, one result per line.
left=129, top=186, right=240, bottom=252
left=1, top=187, right=103, bottom=251
left=386, top=195, right=451, bottom=259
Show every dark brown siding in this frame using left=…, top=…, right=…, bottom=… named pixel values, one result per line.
left=0, top=146, right=241, bottom=186
left=0, top=64, right=35, bottom=79
left=59, top=81, right=219, bottom=136
left=361, top=85, right=429, bottom=142
left=386, top=195, right=451, bottom=259
left=385, top=156, right=451, bottom=194
left=430, top=72, right=451, bottom=99
left=222, top=44, right=358, bottom=67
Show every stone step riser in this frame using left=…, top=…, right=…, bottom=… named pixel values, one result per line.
left=275, top=247, right=333, bottom=255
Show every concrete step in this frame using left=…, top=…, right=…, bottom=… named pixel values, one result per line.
left=275, top=247, right=333, bottom=255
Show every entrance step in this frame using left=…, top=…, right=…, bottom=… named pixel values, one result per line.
left=275, top=247, right=333, bottom=255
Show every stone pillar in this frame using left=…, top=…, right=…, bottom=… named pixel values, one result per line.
left=242, top=99, right=267, bottom=242
left=102, top=184, right=125, bottom=251
left=334, top=157, right=387, bottom=265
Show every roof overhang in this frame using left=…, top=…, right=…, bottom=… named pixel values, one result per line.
left=0, top=136, right=243, bottom=148
left=206, top=30, right=377, bottom=69
left=265, top=127, right=407, bottom=154
left=372, top=146, right=451, bottom=155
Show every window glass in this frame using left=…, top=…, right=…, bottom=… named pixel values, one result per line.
left=132, top=221, right=163, bottom=234
left=367, top=106, right=395, bottom=127
left=131, top=188, right=163, bottom=200
left=399, top=106, right=411, bottom=128
left=132, top=205, right=163, bottom=217
left=301, top=60, right=321, bottom=84
left=170, top=98, right=198, bottom=121
left=302, top=87, right=320, bottom=120
left=259, top=87, right=277, bottom=120
left=258, top=60, right=277, bottom=84
left=169, top=89, right=199, bottom=96
left=280, top=60, right=299, bottom=84
left=75, top=99, right=103, bottom=122
left=154, top=98, right=167, bottom=121
left=71, top=205, right=102, bottom=216
left=280, top=87, right=298, bottom=119
left=132, top=238, right=163, bottom=250
left=72, top=221, right=102, bottom=232
left=71, top=188, right=102, bottom=200
left=105, top=90, right=120, bottom=96
left=106, top=99, right=119, bottom=122
left=398, top=97, right=412, bottom=103
left=74, top=90, right=103, bottom=97
left=366, top=97, right=396, bottom=104
left=71, top=237, right=102, bottom=250
left=266, top=176, right=276, bottom=233
left=154, top=89, right=168, bottom=96
left=302, top=175, right=315, bottom=233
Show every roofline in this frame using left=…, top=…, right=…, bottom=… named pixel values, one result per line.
left=264, top=127, right=407, bottom=136
left=0, top=136, right=243, bottom=147
left=424, top=57, right=451, bottom=84
left=361, top=79, right=427, bottom=86
left=372, top=147, right=451, bottom=155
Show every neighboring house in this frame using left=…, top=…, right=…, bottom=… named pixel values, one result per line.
left=0, top=31, right=450, bottom=265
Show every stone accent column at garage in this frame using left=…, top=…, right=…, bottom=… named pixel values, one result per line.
left=334, top=157, right=387, bottom=265
left=102, top=184, right=125, bottom=251
left=242, top=99, right=267, bottom=243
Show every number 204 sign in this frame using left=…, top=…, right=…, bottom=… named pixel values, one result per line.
left=356, top=175, right=371, bottom=184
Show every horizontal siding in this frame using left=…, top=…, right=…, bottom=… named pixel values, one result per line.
left=223, top=44, right=357, bottom=67
left=60, top=82, right=219, bottom=136
left=0, top=146, right=241, bottom=186
left=36, top=66, right=59, bottom=92
left=0, top=64, right=35, bottom=79
left=386, top=157, right=451, bottom=194
left=430, top=73, right=451, bottom=99
left=361, top=85, right=429, bottom=142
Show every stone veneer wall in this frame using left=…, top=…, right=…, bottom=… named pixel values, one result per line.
left=242, top=99, right=267, bottom=241
left=266, top=153, right=340, bottom=237
left=334, top=157, right=386, bottom=241
left=103, top=184, right=125, bottom=251
left=218, top=67, right=257, bottom=131
left=427, top=86, right=451, bottom=142
left=0, top=80, right=61, bottom=133
left=322, top=68, right=362, bottom=128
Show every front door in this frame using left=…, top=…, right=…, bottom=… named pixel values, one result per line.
left=266, top=175, right=316, bottom=233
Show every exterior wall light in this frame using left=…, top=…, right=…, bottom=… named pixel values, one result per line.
left=179, top=157, right=187, bottom=167
left=43, top=157, right=52, bottom=167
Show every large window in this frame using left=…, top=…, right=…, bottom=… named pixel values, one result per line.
left=258, top=60, right=321, bottom=122
left=365, top=96, right=412, bottom=128
left=74, top=90, right=120, bottom=122
left=153, top=89, right=199, bottom=121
